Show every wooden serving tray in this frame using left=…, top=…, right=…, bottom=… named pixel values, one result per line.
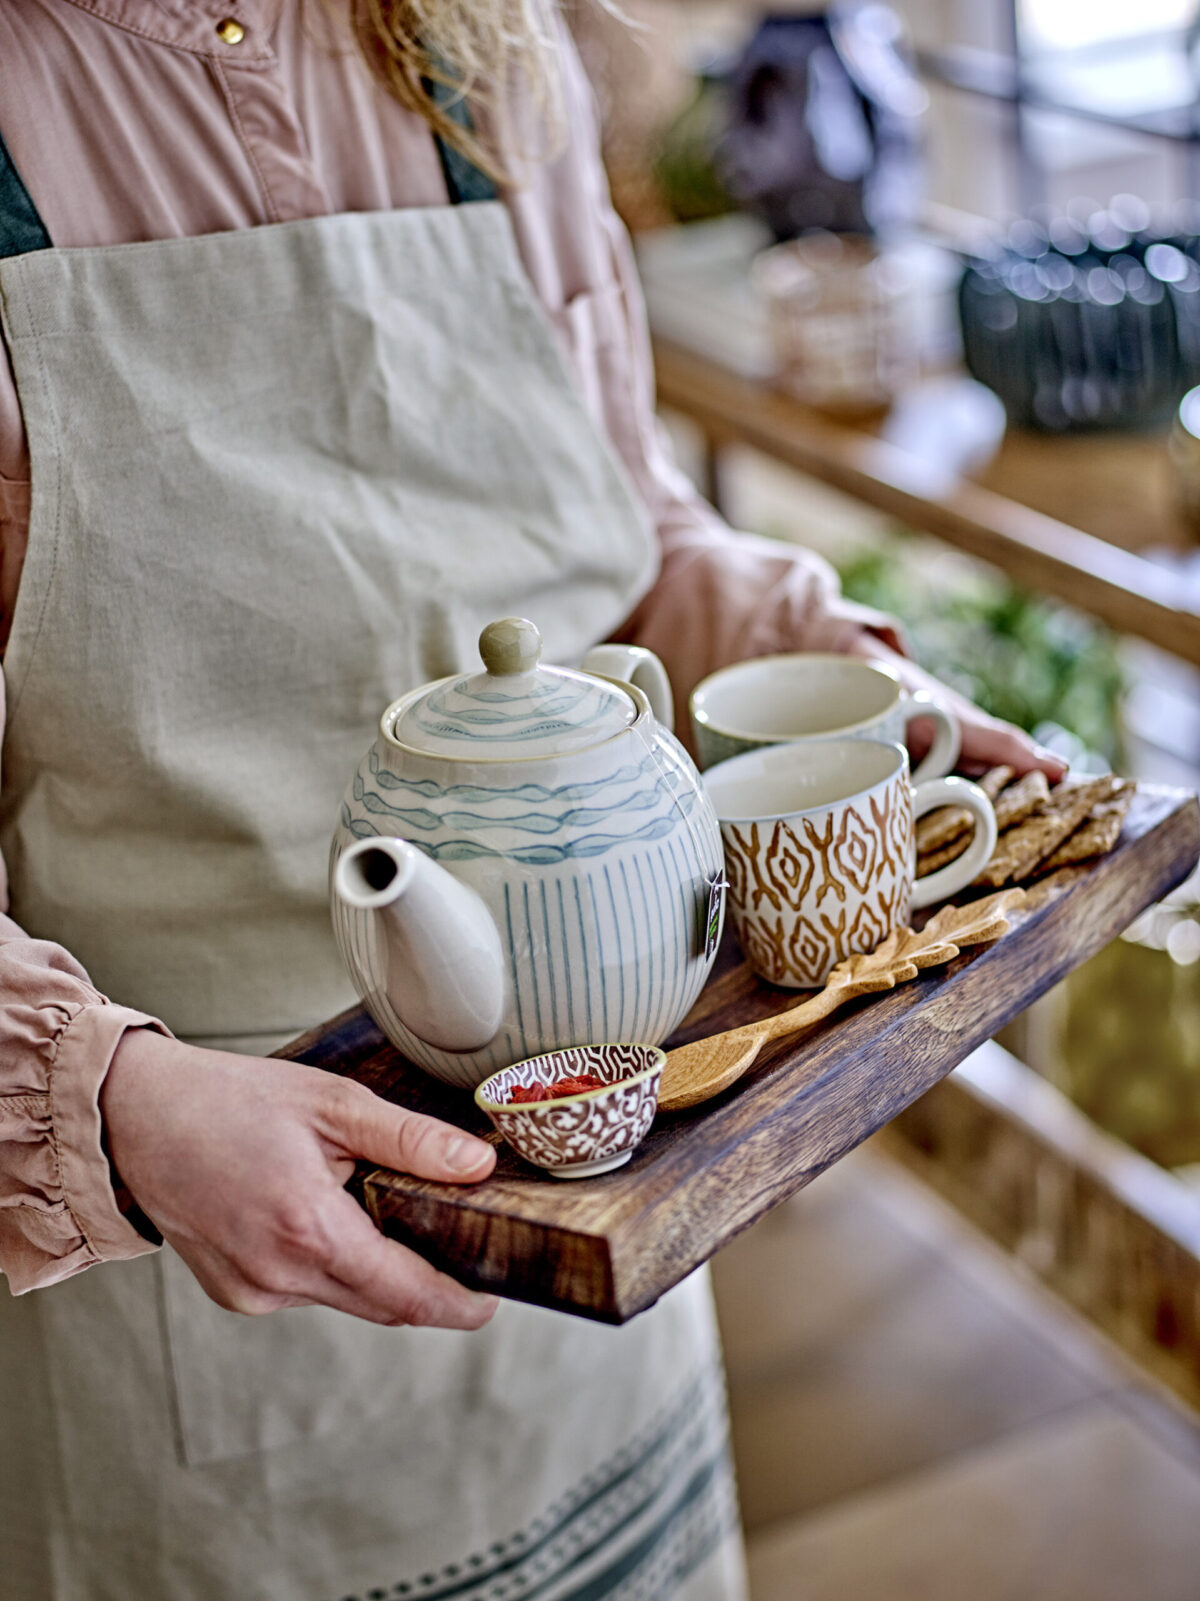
left=278, top=786, right=1200, bottom=1324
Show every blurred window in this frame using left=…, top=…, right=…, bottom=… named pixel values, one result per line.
left=1018, top=2, right=1195, bottom=52
left=903, top=0, right=1200, bottom=217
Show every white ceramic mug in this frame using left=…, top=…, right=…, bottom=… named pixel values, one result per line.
left=690, top=653, right=958, bottom=780
left=703, top=738, right=997, bottom=988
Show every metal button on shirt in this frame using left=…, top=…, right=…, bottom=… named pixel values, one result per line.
left=215, top=17, right=245, bottom=44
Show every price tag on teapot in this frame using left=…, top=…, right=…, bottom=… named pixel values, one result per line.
left=701, top=872, right=728, bottom=962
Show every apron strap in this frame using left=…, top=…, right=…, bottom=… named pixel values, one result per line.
left=0, top=82, right=495, bottom=262
left=426, top=80, right=499, bottom=205
left=0, top=125, right=53, bottom=259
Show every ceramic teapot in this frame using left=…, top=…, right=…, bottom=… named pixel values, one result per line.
left=330, top=618, right=726, bottom=1089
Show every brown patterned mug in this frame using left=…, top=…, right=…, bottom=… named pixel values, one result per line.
left=703, top=739, right=997, bottom=988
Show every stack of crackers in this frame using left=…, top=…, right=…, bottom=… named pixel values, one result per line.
left=917, top=767, right=1136, bottom=889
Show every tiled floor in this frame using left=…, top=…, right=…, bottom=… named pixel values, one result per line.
left=710, top=1143, right=1200, bottom=1601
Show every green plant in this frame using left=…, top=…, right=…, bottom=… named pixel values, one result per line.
left=836, top=536, right=1126, bottom=762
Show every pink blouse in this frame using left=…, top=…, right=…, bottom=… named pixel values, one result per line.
left=0, top=0, right=899, bottom=1293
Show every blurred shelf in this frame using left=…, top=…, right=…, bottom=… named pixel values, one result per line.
left=652, top=333, right=1200, bottom=664
left=973, top=426, right=1186, bottom=556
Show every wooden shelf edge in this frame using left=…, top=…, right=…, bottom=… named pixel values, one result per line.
left=653, top=337, right=1200, bottom=665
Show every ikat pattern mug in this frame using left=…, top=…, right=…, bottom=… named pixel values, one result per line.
left=689, top=653, right=960, bottom=780
left=704, top=739, right=997, bottom=988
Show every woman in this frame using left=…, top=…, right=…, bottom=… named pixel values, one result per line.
left=0, top=2, right=1062, bottom=1597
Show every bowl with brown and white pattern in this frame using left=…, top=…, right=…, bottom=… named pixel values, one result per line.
left=473, top=1043, right=664, bottom=1179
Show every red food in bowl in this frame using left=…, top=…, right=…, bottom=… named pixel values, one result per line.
left=475, top=1043, right=665, bottom=1178
left=508, top=1073, right=609, bottom=1104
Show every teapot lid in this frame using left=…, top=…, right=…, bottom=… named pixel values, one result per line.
left=390, top=618, right=638, bottom=759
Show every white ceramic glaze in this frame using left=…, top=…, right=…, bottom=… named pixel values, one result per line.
left=704, top=739, right=996, bottom=988
left=333, top=839, right=505, bottom=1052
left=474, top=1042, right=663, bottom=1178
left=579, top=642, right=675, bottom=733
left=690, top=653, right=960, bottom=783
left=330, top=619, right=725, bottom=1088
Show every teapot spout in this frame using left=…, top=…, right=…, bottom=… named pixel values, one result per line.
left=333, top=838, right=505, bottom=1053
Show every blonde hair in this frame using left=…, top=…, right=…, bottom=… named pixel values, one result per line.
left=345, top=0, right=566, bottom=182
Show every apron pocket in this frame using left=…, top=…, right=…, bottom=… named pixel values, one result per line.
left=157, top=1247, right=475, bottom=1466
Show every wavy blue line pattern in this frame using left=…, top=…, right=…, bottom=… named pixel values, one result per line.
left=412, top=715, right=606, bottom=745
left=360, top=788, right=666, bottom=836
left=354, top=742, right=705, bottom=862
left=366, top=745, right=667, bottom=815
left=463, top=683, right=560, bottom=704
left=426, top=679, right=586, bottom=713
left=404, top=676, right=619, bottom=746
left=370, top=751, right=656, bottom=802
left=461, top=679, right=564, bottom=703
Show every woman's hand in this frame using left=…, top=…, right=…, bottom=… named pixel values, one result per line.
left=847, top=635, right=1069, bottom=782
left=100, top=1029, right=499, bottom=1329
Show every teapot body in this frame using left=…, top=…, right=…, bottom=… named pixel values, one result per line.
left=331, top=701, right=724, bottom=1088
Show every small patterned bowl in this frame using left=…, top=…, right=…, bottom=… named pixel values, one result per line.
left=473, top=1044, right=664, bottom=1180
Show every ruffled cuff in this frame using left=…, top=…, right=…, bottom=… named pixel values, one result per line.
left=1, top=1004, right=169, bottom=1294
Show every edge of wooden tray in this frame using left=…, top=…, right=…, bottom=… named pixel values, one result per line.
left=282, top=787, right=1200, bottom=1323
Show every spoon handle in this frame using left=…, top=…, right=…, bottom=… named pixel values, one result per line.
left=749, top=889, right=1025, bottom=1050
left=753, top=980, right=864, bottom=1045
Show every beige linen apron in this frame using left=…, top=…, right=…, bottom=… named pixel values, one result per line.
left=0, top=157, right=746, bottom=1599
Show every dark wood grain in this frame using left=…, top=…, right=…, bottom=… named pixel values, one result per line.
left=277, top=787, right=1200, bottom=1324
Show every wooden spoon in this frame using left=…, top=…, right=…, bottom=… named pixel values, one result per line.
left=657, top=889, right=1026, bottom=1112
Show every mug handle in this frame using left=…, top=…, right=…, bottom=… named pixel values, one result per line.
left=910, top=776, right=998, bottom=910
left=907, top=689, right=961, bottom=784
left=581, top=643, right=675, bottom=733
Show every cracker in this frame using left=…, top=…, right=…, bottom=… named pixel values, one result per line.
left=917, top=833, right=971, bottom=876
left=917, top=766, right=1050, bottom=861
left=1037, top=786, right=1135, bottom=872
left=1036, top=810, right=1123, bottom=871
left=921, top=765, right=1024, bottom=858
left=916, top=805, right=973, bottom=854
left=979, top=765, right=1016, bottom=801
left=994, top=769, right=1051, bottom=831
left=974, top=775, right=1120, bottom=887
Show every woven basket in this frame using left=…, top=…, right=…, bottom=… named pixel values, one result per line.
left=753, top=233, right=918, bottom=414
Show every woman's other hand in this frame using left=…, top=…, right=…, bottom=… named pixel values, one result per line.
left=100, top=1030, right=499, bottom=1329
left=848, top=635, right=1069, bottom=782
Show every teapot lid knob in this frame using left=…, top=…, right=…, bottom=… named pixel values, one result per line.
left=479, top=617, right=542, bottom=677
